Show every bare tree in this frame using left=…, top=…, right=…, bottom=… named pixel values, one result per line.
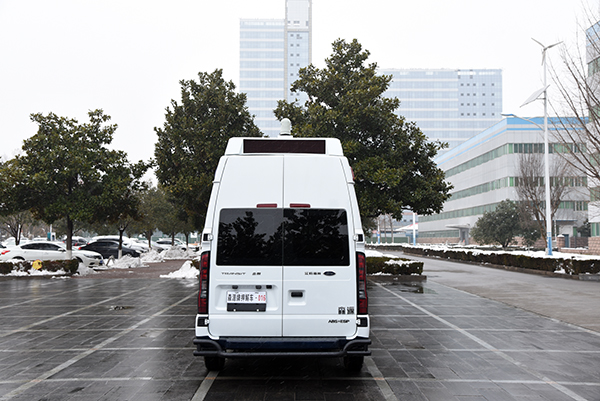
left=515, top=152, right=574, bottom=238
left=0, top=211, right=34, bottom=244
left=549, top=4, right=600, bottom=218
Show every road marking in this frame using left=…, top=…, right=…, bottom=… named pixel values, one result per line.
left=191, top=370, right=219, bottom=401
left=374, top=281, right=590, bottom=401
left=0, top=289, right=196, bottom=401
left=364, top=356, right=399, bottom=401
left=0, top=280, right=163, bottom=338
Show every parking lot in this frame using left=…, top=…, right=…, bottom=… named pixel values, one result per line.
left=0, top=258, right=599, bottom=401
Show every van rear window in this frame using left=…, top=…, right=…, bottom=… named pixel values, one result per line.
left=217, top=209, right=349, bottom=266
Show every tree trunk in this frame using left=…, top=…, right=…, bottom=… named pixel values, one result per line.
left=66, top=215, right=73, bottom=260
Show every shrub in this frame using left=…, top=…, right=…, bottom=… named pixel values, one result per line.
left=0, top=259, right=79, bottom=275
left=400, top=245, right=600, bottom=275
left=0, top=262, right=14, bottom=275
left=367, top=257, right=423, bottom=275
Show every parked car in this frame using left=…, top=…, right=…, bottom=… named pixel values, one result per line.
left=1, top=237, right=30, bottom=247
left=156, top=238, right=187, bottom=251
left=80, top=240, right=140, bottom=259
left=0, top=241, right=104, bottom=267
left=0, top=244, right=9, bottom=258
left=69, top=236, right=89, bottom=248
left=91, top=236, right=148, bottom=254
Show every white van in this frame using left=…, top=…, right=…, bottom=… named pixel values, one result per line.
left=194, top=120, right=370, bottom=371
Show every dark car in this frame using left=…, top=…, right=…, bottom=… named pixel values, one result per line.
left=80, top=240, right=140, bottom=259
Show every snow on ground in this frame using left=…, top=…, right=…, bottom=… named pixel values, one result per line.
left=105, top=255, right=145, bottom=269
left=162, top=247, right=200, bottom=260
left=372, top=243, right=600, bottom=261
left=365, top=249, right=399, bottom=259
left=160, top=260, right=199, bottom=279
left=76, top=263, right=97, bottom=276
left=413, top=243, right=600, bottom=261
left=371, top=243, right=600, bottom=275
left=141, top=249, right=165, bottom=263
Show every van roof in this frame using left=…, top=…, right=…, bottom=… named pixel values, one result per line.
left=224, top=137, right=344, bottom=156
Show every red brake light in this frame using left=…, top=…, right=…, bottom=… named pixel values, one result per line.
left=257, top=203, right=278, bottom=208
left=198, top=252, right=210, bottom=314
left=1, top=250, right=10, bottom=255
left=289, top=203, right=311, bottom=208
left=357, top=252, right=368, bottom=314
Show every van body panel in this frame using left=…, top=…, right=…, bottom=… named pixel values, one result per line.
left=280, top=155, right=358, bottom=337
left=195, top=136, right=369, bottom=361
left=208, top=156, right=284, bottom=337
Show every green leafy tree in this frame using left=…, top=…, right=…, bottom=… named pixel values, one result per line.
left=274, top=39, right=451, bottom=220
left=471, top=200, right=522, bottom=249
left=154, top=69, right=262, bottom=230
left=0, top=110, right=148, bottom=255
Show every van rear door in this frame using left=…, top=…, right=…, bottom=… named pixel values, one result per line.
left=209, top=156, right=284, bottom=337
left=281, top=156, right=358, bottom=337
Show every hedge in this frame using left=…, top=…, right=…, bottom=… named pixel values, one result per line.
left=400, top=245, right=600, bottom=275
left=367, top=257, right=423, bottom=275
left=0, top=259, right=79, bottom=276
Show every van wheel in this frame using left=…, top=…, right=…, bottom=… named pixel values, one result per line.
left=343, top=355, right=364, bottom=371
left=204, top=356, right=225, bottom=371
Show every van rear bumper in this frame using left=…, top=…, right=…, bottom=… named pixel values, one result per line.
left=193, top=336, right=371, bottom=358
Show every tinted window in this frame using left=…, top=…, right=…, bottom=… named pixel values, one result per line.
left=217, top=209, right=349, bottom=266
left=284, top=209, right=349, bottom=266
left=217, top=209, right=282, bottom=266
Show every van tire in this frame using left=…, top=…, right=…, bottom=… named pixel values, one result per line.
left=343, top=355, right=364, bottom=371
left=204, top=356, right=225, bottom=371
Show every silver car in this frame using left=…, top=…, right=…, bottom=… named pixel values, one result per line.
left=0, top=242, right=103, bottom=268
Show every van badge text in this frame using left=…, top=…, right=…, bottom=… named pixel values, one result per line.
left=305, top=271, right=322, bottom=276
left=328, top=319, right=350, bottom=324
left=222, top=272, right=245, bottom=276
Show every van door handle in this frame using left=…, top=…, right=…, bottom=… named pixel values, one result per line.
left=291, top=291, right=303, bottom=298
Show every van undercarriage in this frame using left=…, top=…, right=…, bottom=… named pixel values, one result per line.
left=193, top=336, right=371, bottom=358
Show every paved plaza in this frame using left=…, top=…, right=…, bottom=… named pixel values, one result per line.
left=0, top=258, right=598, bottom=400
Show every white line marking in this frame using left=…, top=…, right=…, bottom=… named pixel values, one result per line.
left=374, top=282, right=591, bottom=401
left=0, top=289, right=196, bottom=400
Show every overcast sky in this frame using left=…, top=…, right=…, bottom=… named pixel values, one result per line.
left=0, top=0, right=594, bottom=165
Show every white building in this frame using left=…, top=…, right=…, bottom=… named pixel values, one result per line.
left=419, top=117, right=589, bottom=247
left=380, top=69, right=503, bottom=153
left=240, top=0, right=312, bottom=137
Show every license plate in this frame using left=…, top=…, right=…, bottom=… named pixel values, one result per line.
left=227, top=291, right=267, bottom=312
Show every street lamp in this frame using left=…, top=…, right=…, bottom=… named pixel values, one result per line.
left=501, top=114, right=552, bottom=253
left=508, top=38, right=561, bottom=256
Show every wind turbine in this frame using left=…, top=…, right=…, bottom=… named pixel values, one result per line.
left=522, top=38, right=562, bottom=255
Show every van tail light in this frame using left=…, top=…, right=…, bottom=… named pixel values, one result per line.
left=198, top=251, right=210, bottom=314
left=357, top=252, right=368, bottom=314
left=1, top=249, right=10, bottom=256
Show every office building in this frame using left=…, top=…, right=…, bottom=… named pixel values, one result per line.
left=380, top=69, right=503, bottom=152
left=418, top=117, right=589, bottom=246
left=240, top=0, right=312, bottom=137
left=586, top=19, right=600, bottom=253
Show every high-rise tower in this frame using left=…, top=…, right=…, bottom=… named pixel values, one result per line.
left=240, top=0, right=312, bottom=137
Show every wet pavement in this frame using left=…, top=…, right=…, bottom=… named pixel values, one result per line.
left=0, top=258, right=599, bottom=400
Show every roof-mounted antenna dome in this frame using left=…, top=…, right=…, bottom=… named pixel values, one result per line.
left=279, top=118, right=292, bottom=137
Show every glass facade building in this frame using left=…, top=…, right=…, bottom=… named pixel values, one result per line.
left=380, top=69, right=503, bottom=152
left=240, top=0, right=312, bottom=137
left=419, top=117, right=589, bottom=245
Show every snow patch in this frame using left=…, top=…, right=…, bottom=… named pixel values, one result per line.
left=107, top=255, right=145, bottom=269
left=141, top=249, right=165, bottom=263
left=160, top=261, right=199, bottom=279
left=162, top=246, right=199, bottom=260
left=365, top=249, right=399, bottom=259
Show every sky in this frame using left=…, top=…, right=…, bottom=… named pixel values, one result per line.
left=0, top=0, right=595, bottom=167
